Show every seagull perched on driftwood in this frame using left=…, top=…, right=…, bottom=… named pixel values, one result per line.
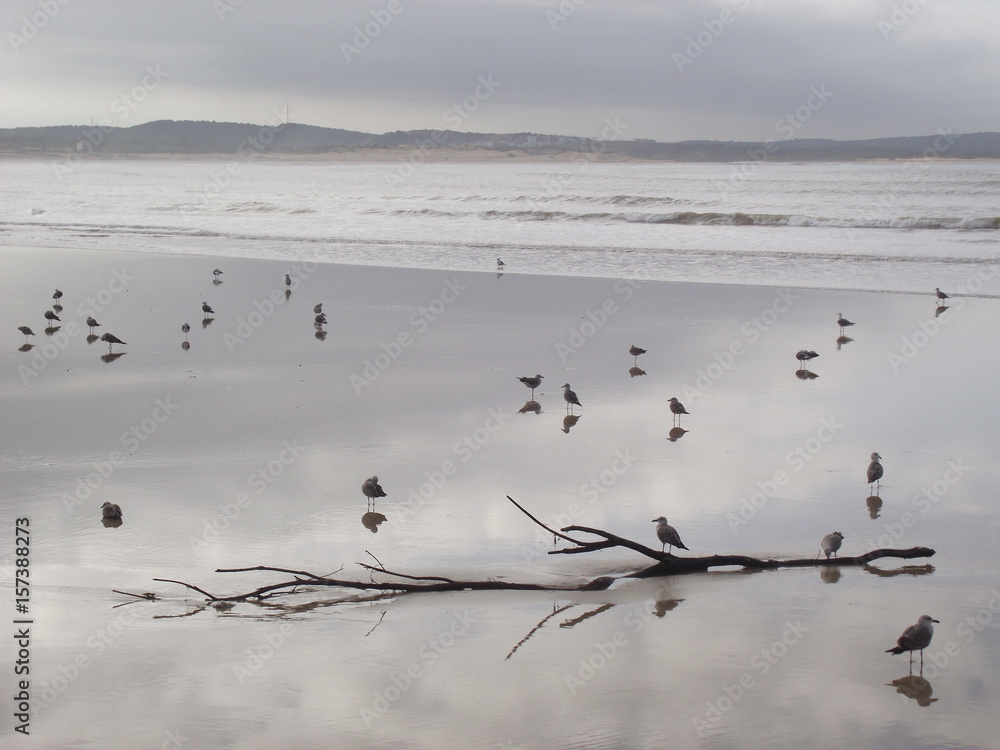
left=652, top=516, right=689, bottom=554
left=819, top=531, right=844, bottom=559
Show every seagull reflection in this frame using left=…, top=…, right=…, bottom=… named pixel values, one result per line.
left=362, top=511, right=388, bottom=533
left=887, top=675, right=938, bottom=706
left=666, top=426, right=688, bottom=442
left=44, top=325, right=61, bottom=336
left=820, top=567, right=842, bottom=584
left=934, top=304, right=949, bottom=318
left=866, top=494, right=883, bottom=518
left=18, top=343, right=34, bottom=352
left=101, top=502, right=122, bottom=519
left=518, top=400, right=541, bottom=415
left=101, top=352, right=127, bottom=363
left=836, top=335, right=854, bottom=349
left=796, top=369, right=819, bottom=380
left=561, top=414, right=581, bottom=433
left=862, top=563, right=934, bottom=578
left=182, top=340, right=191, bottom=351
left=652, top=598, right=685, bottom=617
left=629, top=366, right=646, bottom=377
left=86, top=334, right=99, bottom=345
left=101, top=516, right=123, bottom=529
left=315, top=328, right=327, bottom=341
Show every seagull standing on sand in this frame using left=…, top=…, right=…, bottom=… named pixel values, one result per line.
left=86, top=316, right=101, bottom=333
left=652, top=516, right=689, bottom=554
left=561, top=383, right=581, bottom=413
left=517, top=374, right=543, bottom=398
left=935, top=288, right=949, bottom=302
left=213, top=268, right=223, bottom=277
left=101, top=333, right=127, bottom=351
left=629, top=344, right=647, bottom=361
left=867, top=452, right=884, bottom=492
left=497, top=258, right=505, bottom=270
left=796, top=350, right=819, bottom=368
left=285, top=274, right=292, bottom=287
left=18, top=326, right=35, bottom=342
left=886, top=615, right=939, bottom=668
left=668, top=397, right=689, bottom=425
left=314, top=303, right=323, bottom=315
left=53, top=289, right=63, bottom=303
left=362, top=476, right=387, bottom=509
left=44, top=310, right=61, bottom=325
left=819, top=531, right=844, bottom=559
left=181, top=323, right=190, bottom=336
left=315, top=312, right=327, bottom=326
left=202, top=302, right=215, bottom=316
left=836, top=313, right=854, bottom=331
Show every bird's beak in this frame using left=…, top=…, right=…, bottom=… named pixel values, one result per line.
left=932, top=618, right=940, bottom=623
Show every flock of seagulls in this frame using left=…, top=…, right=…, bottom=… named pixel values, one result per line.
left=18, top=289, right=131, bottom=359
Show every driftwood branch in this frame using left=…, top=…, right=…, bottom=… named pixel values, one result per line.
left=143, top=498, right=936, bottom=606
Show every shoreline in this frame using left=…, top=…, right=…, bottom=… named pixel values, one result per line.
left=3, top=148, right=998, bottom=164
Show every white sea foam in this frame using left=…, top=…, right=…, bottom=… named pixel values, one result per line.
left=2, top=159, right=998, bottom=294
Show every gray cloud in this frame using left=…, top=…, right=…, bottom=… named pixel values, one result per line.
left=2, top=0, right=996, bottom=140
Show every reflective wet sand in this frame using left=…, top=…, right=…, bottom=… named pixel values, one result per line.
left=2, top=245, right=998, bottom=749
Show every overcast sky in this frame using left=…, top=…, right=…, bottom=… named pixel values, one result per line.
left=3, top=0, right=997, bottom=142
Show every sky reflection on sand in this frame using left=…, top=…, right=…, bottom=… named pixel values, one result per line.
left=2, top=246, right=999, bottom=749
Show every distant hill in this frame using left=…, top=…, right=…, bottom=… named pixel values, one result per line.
left=1, top=119, right=998, bottom=161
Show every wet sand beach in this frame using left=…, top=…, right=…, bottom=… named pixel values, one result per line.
left=2, top=244, right=999, bottom=749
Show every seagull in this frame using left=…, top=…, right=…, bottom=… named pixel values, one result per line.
left=315, top=312, right=327, bottom=326
left=18, top=326, right=35, bottom=341
left=934, top=287, right=949, bottom=302
left=836, top=313, right=854, bottom=330
left=867, top=452, right=884, bottom=492
left=886, top=615, right=939, bottom=668
left=52, top=289, right=63, bottom=302
left=796, top=350, right=820, bottom=366
left=652, top=516, right=689, bottom=554
left=629, top=344, right=647, bottom=360
left=314, top=303, right=323, bottom=315
left=213, top=268, right=223, bottom=277
left=86, top=316, right=101, bottom=333
left=44, top=310, right=61, bottom=324
left=668, top=397, right=689, bottom=425
left=819, top=531, right=844, bottom=559
left=285, top=274, right=292, bottom=287
left=362, top=476, right=387, bottom=509
left=517, top=374, right=544, bottom=397
left=561, top=383, right=581, bottom=412
left=202, top=302, right=215, bottom=316
left=101, top=502, right=122, bottom=519
left=101, top=332, right=127, bottom=351
left=181, top=323, right=190, bottom=336
left=497, top=258, right=505, bottom=270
